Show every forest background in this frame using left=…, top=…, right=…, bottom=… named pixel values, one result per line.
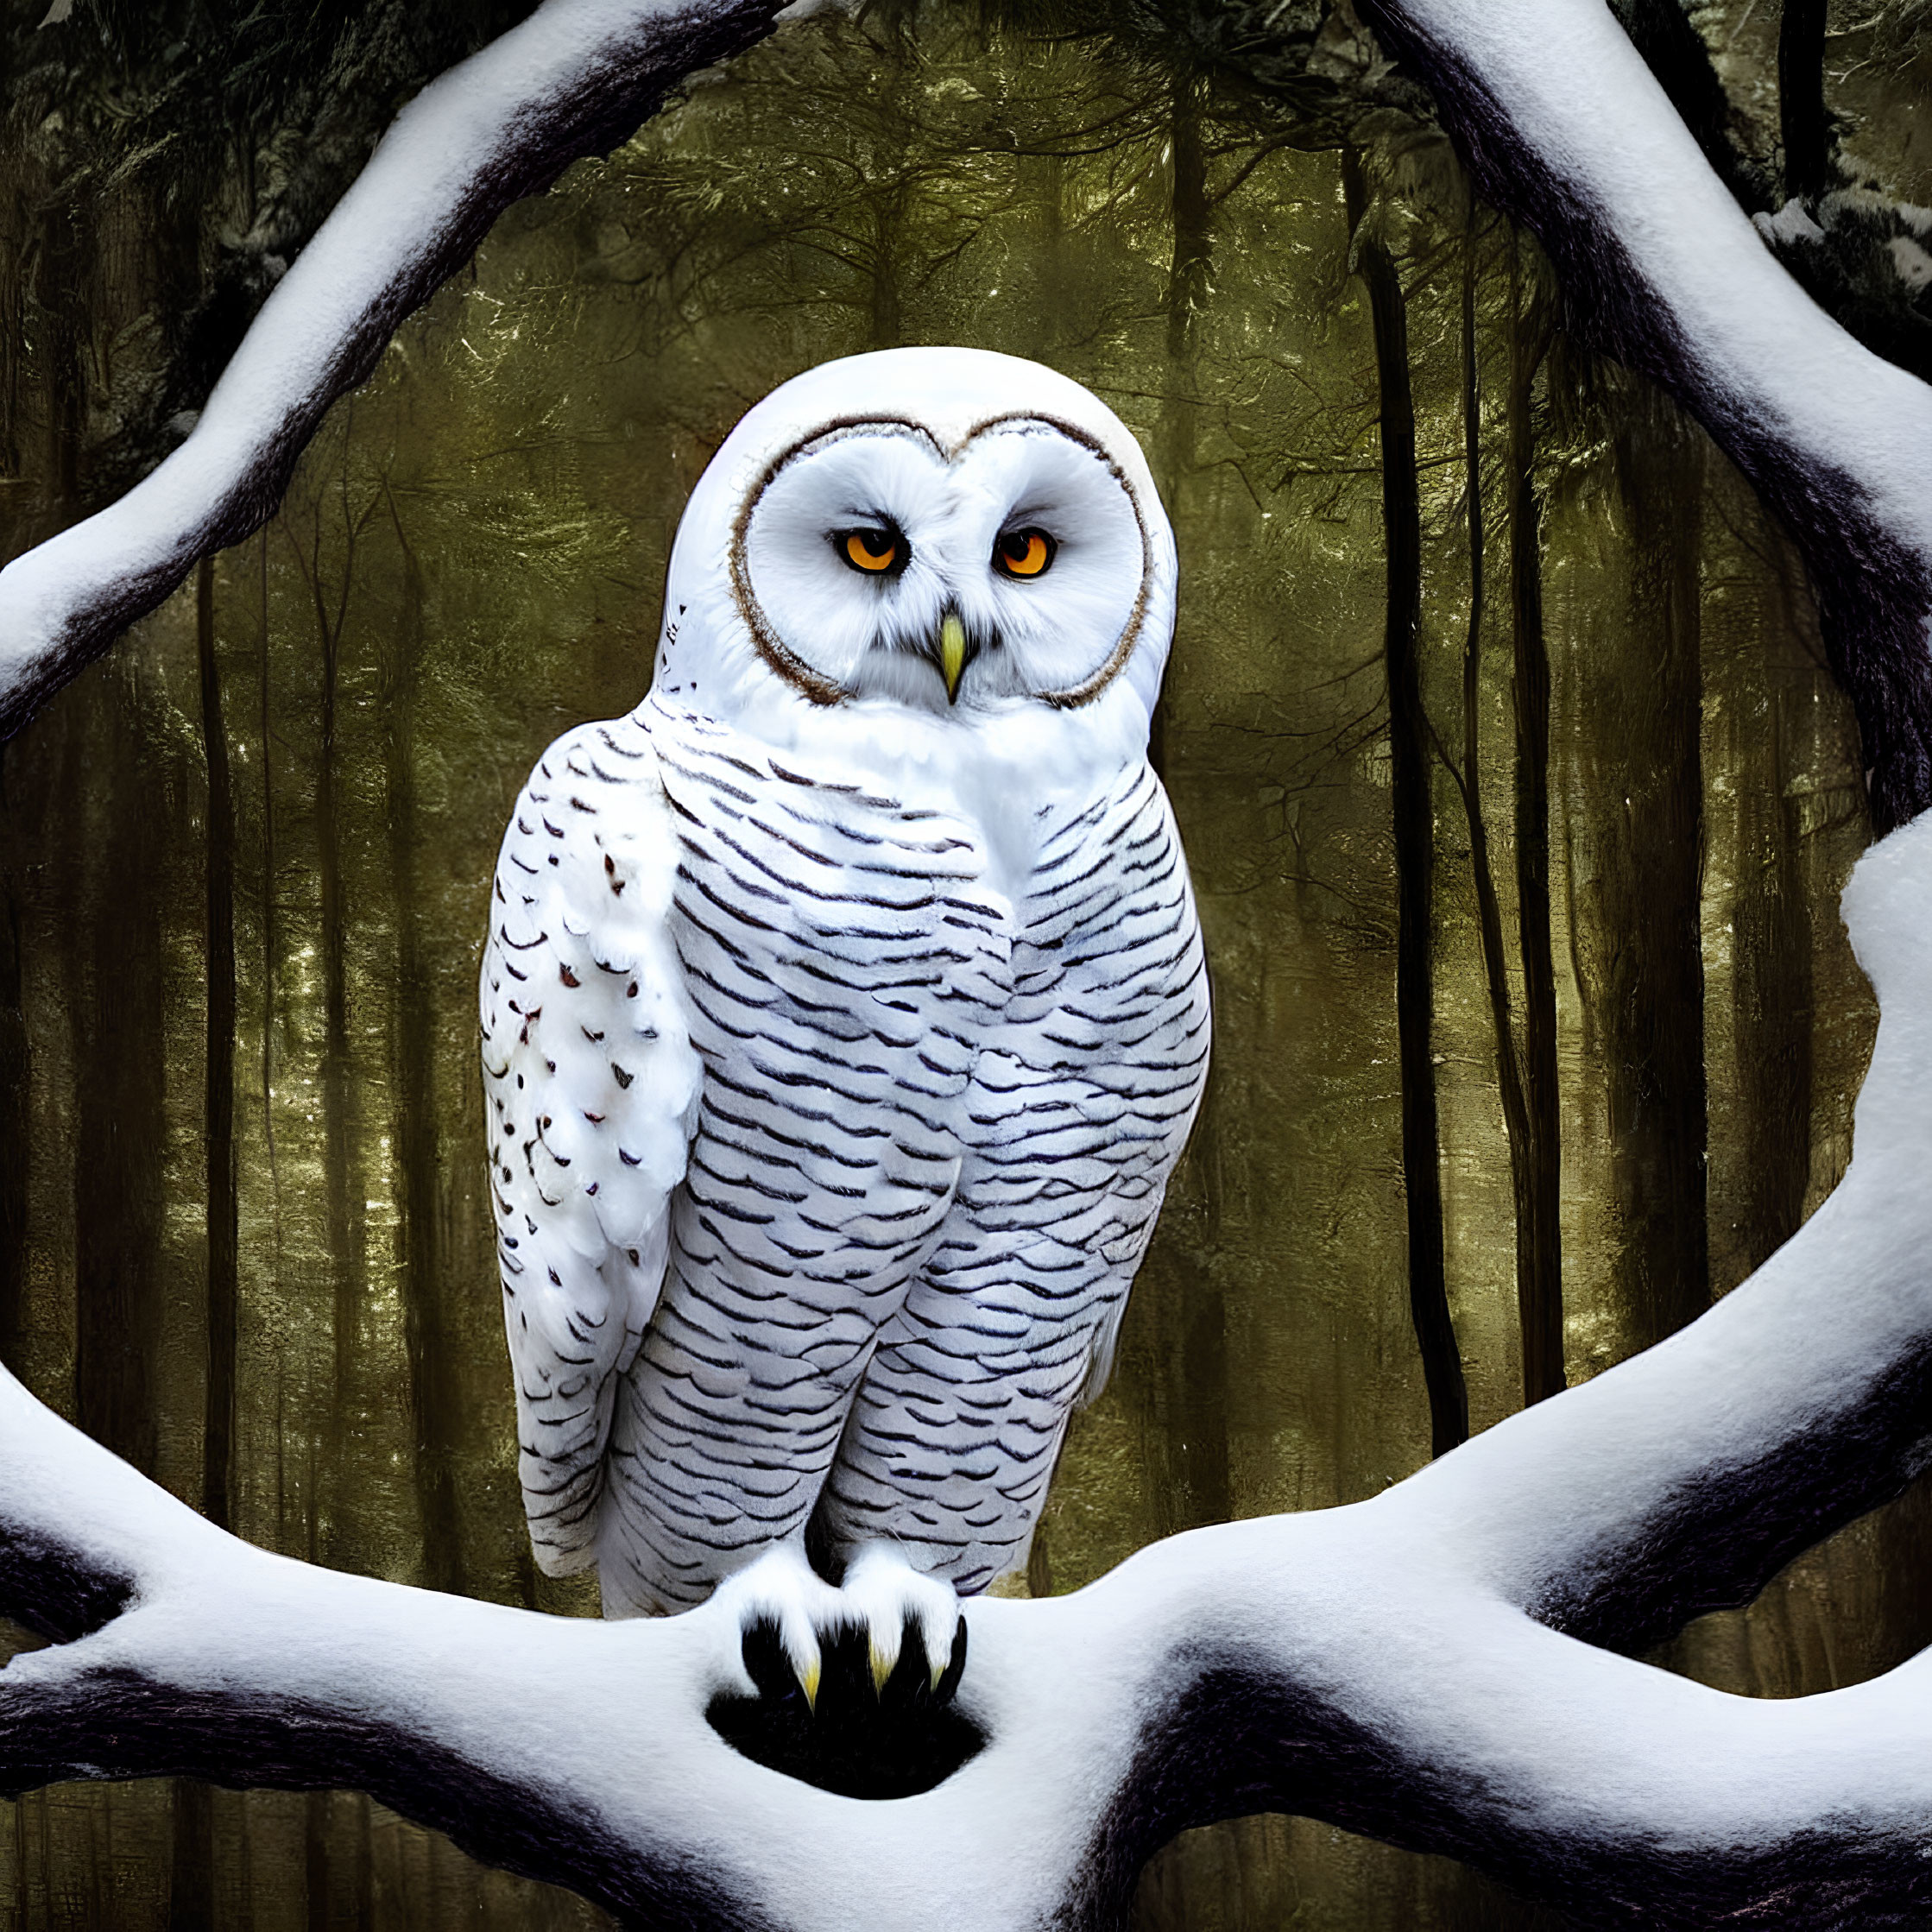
left=1, top=0, right=1929, bottom=1924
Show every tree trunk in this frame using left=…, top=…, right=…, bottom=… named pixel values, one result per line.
left=1506, top=232, right=1563, bottom=1405
left=306, top=508, right=361, bottom=1543
left=385, top=515, right=466, bottom=1598
left=0, top=197, right=22, bottom=496
left=256, top=530, right=283, bottom=1276
left=167, top=1780, right=213, bottom=1932
left=1148, top=72, right=1210, bottom=789
left=868, top=180, right=907, bottom=350
left=305, top=1789, right=331, bottom=1932
left=199, top=554, right=239, bottom=1532
left=1778, top=0, right=1830, bottom=205
left=1025, top=149, right=1067, bottom=363
left=41, top=197, right=85, bottom=514
left=1161, top=73, right=1209, bottom=487
left=1731, top=663, right=1812, bottom=1273
left=1347, top=148, right=1467, bottom=1456
left=0, top=751, right=27, bottom=1373
left=1455, top=218, right=1566, bottom=1416
left=72, top=666, right=168, bottom=1475
left=1584, top=398, right=1709, bottom=1352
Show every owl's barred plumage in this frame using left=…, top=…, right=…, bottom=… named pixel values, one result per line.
left=483, top=347, right=1209, bottom=1632
left=481, top=716, right=702, bottom=1575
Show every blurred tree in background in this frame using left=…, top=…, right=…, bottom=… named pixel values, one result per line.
left=1, top=2, right=1929, bottom=1925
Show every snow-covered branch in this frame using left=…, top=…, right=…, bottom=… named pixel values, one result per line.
left=1361, top=0, right=1932, bottom=831
left=0, top=0, right=781, bottom=739
left=4, top=815, right=1931, bottom=1929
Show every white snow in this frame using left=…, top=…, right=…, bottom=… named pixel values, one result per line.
left=1753, top=197, right=1828, bottom=248
left=1891, top=235, right=1932, bottom=295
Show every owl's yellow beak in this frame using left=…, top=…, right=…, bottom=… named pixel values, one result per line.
left=938, top=611, right=967, bottom=704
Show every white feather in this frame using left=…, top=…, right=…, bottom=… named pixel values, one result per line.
left=479, top=714, right=702, bottom=1575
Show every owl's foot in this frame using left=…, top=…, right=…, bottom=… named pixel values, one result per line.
left=710, top=1543, right=849, bottom=1708
left=840, top=1542, right=962, bottom=1696
left=706, top=1543, right=979, bottom=1800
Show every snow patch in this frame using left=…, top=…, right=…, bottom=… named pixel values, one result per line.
left=1752, top=198, right=1827, bottom=248
left=1890, top=235, right=1932, bottom=295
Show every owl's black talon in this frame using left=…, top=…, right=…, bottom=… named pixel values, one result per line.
left=738, top=1615, right=811, bottom=1712
left=874, top=1613, right=969, bottom=1713
left=938, top=1617, right=968, bottom=1702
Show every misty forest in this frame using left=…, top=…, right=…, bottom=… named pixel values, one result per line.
left=2, top=0, right=1930, bottom=1924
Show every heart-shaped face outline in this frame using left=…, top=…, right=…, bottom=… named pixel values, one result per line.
left=728, top=411, right=1155, bottom=710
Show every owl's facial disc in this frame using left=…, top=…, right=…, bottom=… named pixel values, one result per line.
left=733, top=416, right=1151, bottom=712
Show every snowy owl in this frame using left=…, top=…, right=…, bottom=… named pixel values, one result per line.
left=481, top=347, right=1209, bottom=1699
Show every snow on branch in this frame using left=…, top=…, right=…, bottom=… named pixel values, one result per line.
left=4, top=814, right=1932, bottom=1928
left=1361, top=0, right=1932, bottom=832
left=0, top=0, right=782, bottom=740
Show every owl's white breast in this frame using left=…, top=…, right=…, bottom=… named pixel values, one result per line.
left=660, top=667, right=1151, bottom=903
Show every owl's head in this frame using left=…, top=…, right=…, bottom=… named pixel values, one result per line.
left=653, top=350, right=1178, bottom=742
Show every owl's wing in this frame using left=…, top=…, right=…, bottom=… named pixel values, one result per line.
left=479, top=713, right=703, bottom=1578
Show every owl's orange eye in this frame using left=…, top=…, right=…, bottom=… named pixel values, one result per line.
left=837, top=527, right=903, bottom=575
left=994, top=527, right=1057, bottom=578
